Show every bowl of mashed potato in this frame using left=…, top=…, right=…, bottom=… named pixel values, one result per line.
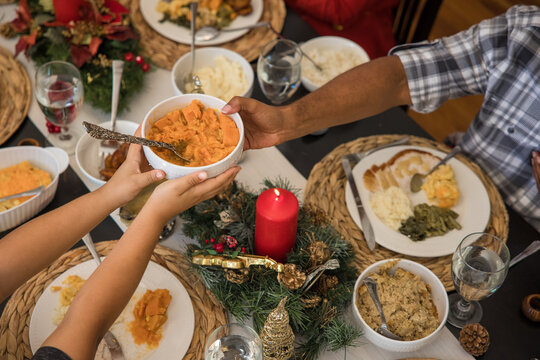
left=300, top=36, right=370, bottom=92
left=142, top=94, right=244, bottom=179
left=352, top=258, right=448, bottom=352
left=171, top=47, right=254, bottom=102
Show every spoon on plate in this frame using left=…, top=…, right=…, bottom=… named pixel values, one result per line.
left=195, top=21, right=269, bottom=42
left=409, top=146, right=461, bottom=193
left=363, top=277, right=402, bottom=340
left=82, top=121, right=191, bottom=163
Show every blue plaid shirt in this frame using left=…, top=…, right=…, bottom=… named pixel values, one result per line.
left=390, top=5, right=540, bottom=232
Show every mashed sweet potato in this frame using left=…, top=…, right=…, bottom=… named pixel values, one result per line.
left=0, top=161, right=52, bottom=212
left=147, top=100, right=239, bottom=167
left=129, top=289, right=172, bottom=349
left=421, top=164, right=459, bottom=208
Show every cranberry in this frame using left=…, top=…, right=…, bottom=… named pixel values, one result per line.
left=215, top=243, right=224, bottom=253
left=141, top=63, right=150, bottom=72
left=135, top=55, right=144, bottom=65
left=124, top=52, right=134, bottom=62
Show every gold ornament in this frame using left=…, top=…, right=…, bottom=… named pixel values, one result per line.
left=277, top=264, right=306, bottom=290
left=260, top=297, right=295, bottom=360
left=0, top=23, right=15, bottom=38
left=307, top=240, right=331, bottom=267
left=301, top=294, right=321, bottom=308
left=459, top=323, right=490, bottom=356
left=192, top=253, right=284, bottom=272
left=315, top=274, right=339, bottom=294
left=225, top=268, right=249, bottom=284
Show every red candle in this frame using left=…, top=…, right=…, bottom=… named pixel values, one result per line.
left=255, top=188, right=299, bottom=262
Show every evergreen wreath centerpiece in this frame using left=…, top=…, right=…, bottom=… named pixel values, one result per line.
left=1, top=0, right=148, bottom=113
left=182, top=179, right=362, bottom=360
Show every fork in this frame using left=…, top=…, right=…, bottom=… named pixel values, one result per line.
left=99, top=60, right=124, bottom=165
left=348, top=137, right=410, bottom=164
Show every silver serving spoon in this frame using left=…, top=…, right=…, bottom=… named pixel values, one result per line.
left=410, top=146, right=461, bottom=193
left=82, top=121, right=191, bottom=163
left=184, top=2, right=204, bottom=94
left=363, top=277, right=402, bottom=340
left=0, top=186, right=44, bottom=202
left=195, top=21, right=270, bottom=42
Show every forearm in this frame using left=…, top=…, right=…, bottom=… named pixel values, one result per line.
left=279, top=56, right=411, bottom=141
left=0, top=187, right=119, bottom=301
left=42, top=206, right=166, bottom=359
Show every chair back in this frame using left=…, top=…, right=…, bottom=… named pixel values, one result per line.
left=393, top=0, right=443, bottom=44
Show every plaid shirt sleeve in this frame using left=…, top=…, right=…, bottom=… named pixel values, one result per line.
left=389, top=7, right=518, bottom=113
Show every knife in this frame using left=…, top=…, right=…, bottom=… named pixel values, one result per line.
left=341, top=155, right=376, bottom=251
left=103, top=331, right=125, bottom=359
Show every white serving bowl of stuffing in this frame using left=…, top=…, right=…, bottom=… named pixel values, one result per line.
left=352, top=258, right=449, bottom=352
left=300, top=36, right=370, bottom=92
left=0, top=146, right=69, bottom=231
left=142, top=94, right=244, bottom=179
left=75, top=120, right=139, bottom=187
left=171, top=47, right=254, bottom=101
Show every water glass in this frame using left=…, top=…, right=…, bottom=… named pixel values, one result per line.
left=257, top=38, right=302, bottom=105
left=35, top=60, right=84, bottom=154
left=448, top=232, right=510, bottom=328
left=205, top=323, right=262, bottom=360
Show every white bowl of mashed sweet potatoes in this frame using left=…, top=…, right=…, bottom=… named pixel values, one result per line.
left=352, top=258, right=449, bottom=352
left=0, top=146, right=69, bottom=231
left=142, top=94, right=244, bottom=179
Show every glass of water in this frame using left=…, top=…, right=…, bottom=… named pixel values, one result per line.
left=205, top=323, right=262, bottom=360
left=448, top=232, right=510, bottom=328
left=257, top=38, right=302, bottom=105
left=35, top=60, right=84, bottom=154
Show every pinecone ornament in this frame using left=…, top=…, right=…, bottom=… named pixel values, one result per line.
left=225, top=268, right=249, bottom=284
left=459, top=323, right=490, bottom=356
left=307, top=240, right=331, bottom=267
left=260, top=297, right=295, bottom=360
left=315, top=274, right=339, bottom=294
left=277, top=264, right=306, bottom=290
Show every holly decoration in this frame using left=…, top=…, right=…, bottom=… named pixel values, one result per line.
left=3, top=0, right=147, bottom=114
left=46, top=120, right=61, bottom=133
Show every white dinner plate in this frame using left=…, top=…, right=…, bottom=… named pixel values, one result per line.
left=29, top=259, right=195, bottom=360
left=345, top=145, right=491, bottom=257
left=140, top=0, right=264, bottom=46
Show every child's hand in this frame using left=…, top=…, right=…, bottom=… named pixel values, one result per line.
left=100, top=127, right=165, bottom=207
left=142, top=166, right=241, bottom=224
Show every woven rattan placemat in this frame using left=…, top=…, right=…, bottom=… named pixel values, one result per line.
left=0, top=45, right=31, bottom=146
left=0, top=241, right=226, bottom=360
left=303, top=134, right=509, bottom=291
left=124, top=0, right=286, bottom=70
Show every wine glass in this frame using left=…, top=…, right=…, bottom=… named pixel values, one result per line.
left=257, top=38, right=302, bottom=105
left=205, top=323, right=262, bottom=360
left=35, top=60, right=84, bottom=154
left=448, top=232, right=510, bottom=328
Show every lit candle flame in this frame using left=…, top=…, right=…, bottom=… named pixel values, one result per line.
left=274, top=188, right=280, bottom=197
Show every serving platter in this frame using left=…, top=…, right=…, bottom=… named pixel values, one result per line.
left=29, top=259, right=194, bottom=359
left=344, top=145, right=491, bottom=257
left=140, top=0, right=264, bottom=45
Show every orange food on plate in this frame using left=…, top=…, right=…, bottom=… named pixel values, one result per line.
left=147, top=100, right=239, bottom=167
left=129, top=289, right=172, bottom=349
left=0, top=161, right=52, bottom=212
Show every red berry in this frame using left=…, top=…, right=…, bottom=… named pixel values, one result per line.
left=124, top=52, right=134, bottom=62
left=53, top=126, right=61, bottom=133
left=215, top=243, right=224, bottom=253
left=205, top=239, right=209, bottom=244
left=241, top=247, right=246, bottom=253
left=210, top=238, right=215, bottom=243
left=141, top=63, right=150, bottom=72
left=135, top=55, right=144, bottom=65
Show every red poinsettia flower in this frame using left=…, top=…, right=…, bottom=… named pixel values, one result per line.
left=10, top=0, right=32, bottom=33
left=14, top=28, right=37, bottom=57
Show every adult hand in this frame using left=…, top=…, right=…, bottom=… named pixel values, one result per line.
left=144, top=166, right=241, bottom=223
left=222, top=97, right=287, bottom=150
left=100, top=127, right=165, bottom=206
left=532, top=151, right=540, bottom=193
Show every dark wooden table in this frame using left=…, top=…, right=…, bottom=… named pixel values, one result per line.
left=1, top=6, right=539, bottom=360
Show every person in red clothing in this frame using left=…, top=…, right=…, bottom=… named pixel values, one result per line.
left=286, top=0, right=400, bottom=59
